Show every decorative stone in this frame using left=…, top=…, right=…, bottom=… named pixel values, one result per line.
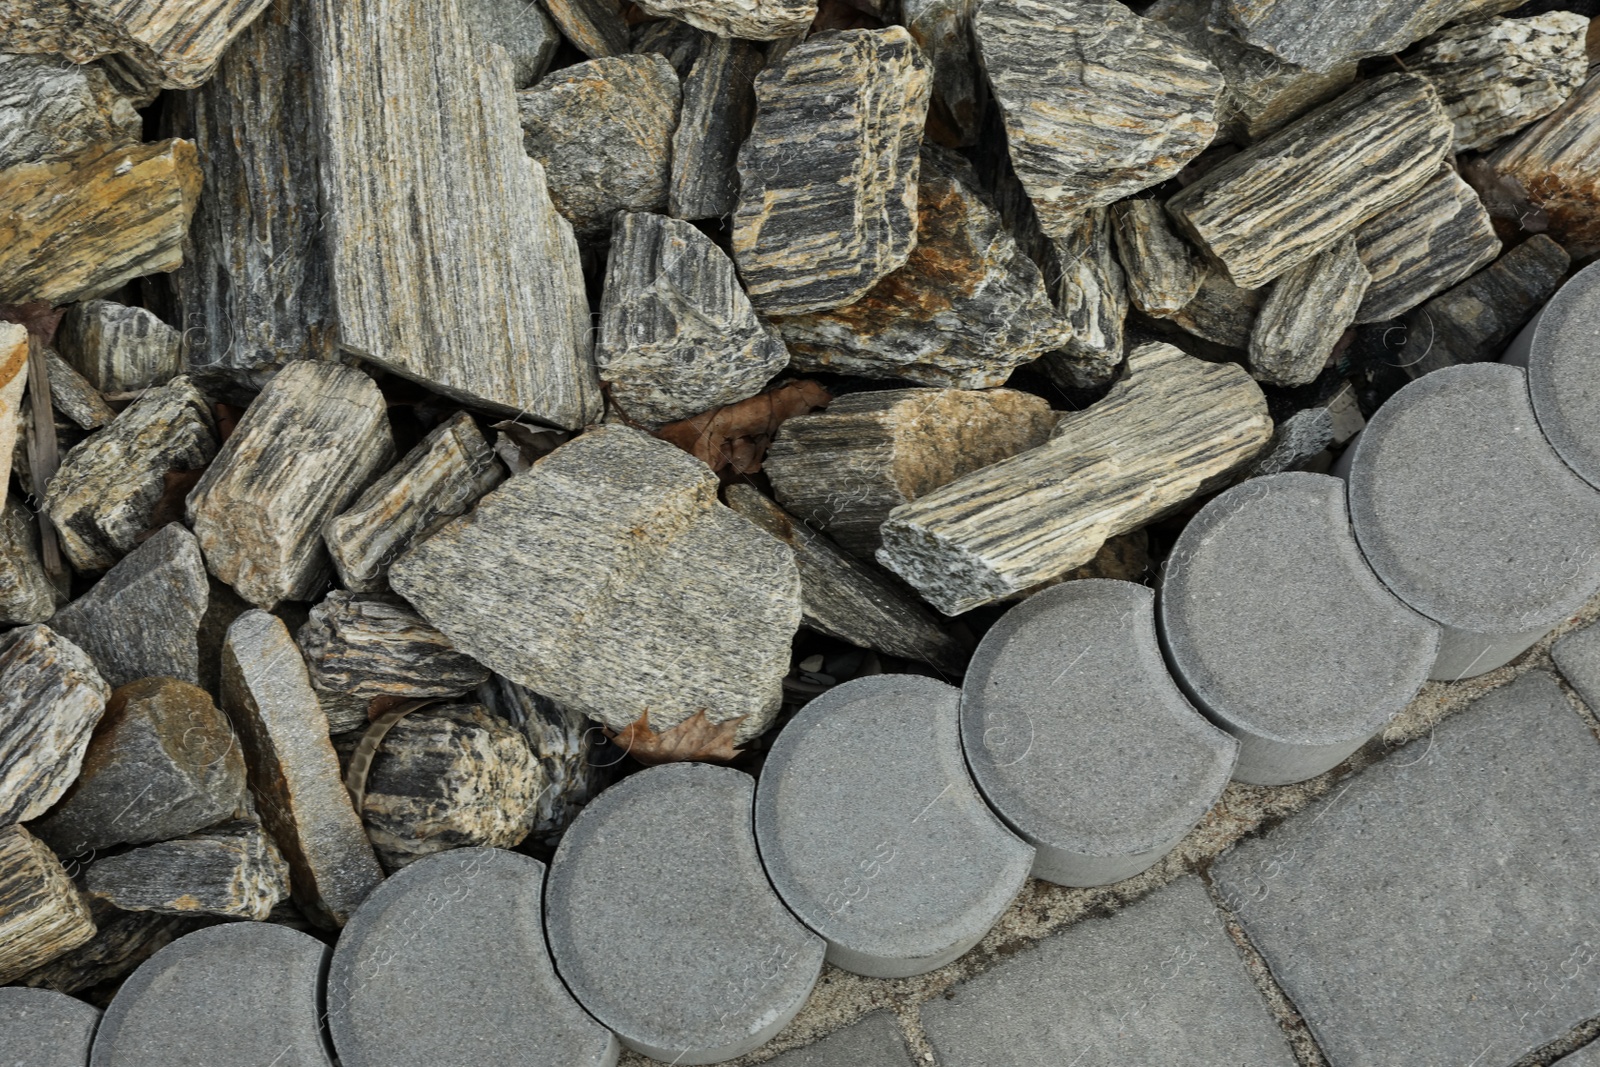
left=1250, top=234, right=1370, bottom=388
left=89, top=923, right=334, bottom=1067
left=220, top=610, right=384, bottom=927
left=0, top=53, right=139, bottom=170
left=1112, top=197, right=1207, bottom=316
left=1406, top=233, right=1569, bottom=377
left=13, top=899, right=196, bottom=995
left=0, top=322, right=26, bottom=484
left=767, top=1013, right=915, bottom=1067
left=461, top=0, right=559, bottom=87
left=0, top=986, right=99, bottom=1067
left=327, top=848, right=617, bottom=1067
left=325, top=412, right=503, bottom=593
left=54, top=300, right=180, bottom=395
left=1345, top=364, right=1600, bottom=679
left=636, top=0, right=813, bottom=39
left=42, top=348, right=115, bottom=430
left=596, top=211, right=788, bottom=425
left=961, top=581, right=1236, bottom=885
left=1245, top=407, right=1335, bottom=477
left=391, top=426, right=801, bottom=743
left=756, top=675, right=1033, bottom=977
left=0, top=626, right=109, bottom=829
left=972, top=0, right=1222, bottom=236
left=546, top=763, right=825, bottom=1063
left=518, top=54, right=680, bottom=235
left=1508, top=258, right=1600, bottom=497
left=0, top=497, right=56, bottom=625
left=668, top=36, right=763, bottom=221
left=0, top=139, right=201, bottom=306
left=30, top=676, right=243, bottom=859
left=904, top=0, right=982, bottom=146
left=765, top=387, right=1056, bottom=557
left=1167, top=74, right=1455, bottom=289
left=879, top=344, right=1272, bottom=614
left=298, top=591, right=489, bottom=703
left=1153, top=269, right=1263, bottom=350
left=1487, top=72, right=1600, bottom=258
left=631, top=17, right=702, bottom=77
left=733, top=28, right=931, bottom=315
left=1039, top=206, right=1128, bottom=388
left=0, top=825, right=96, bottom=985
left=1160, top=473, right=1440, bottom=785
left=1211, top=0, right=1524, bottom=75
left=540, top=0, right=630, bottom=58
left=84, top=818, right=290, bottom=919
left=313, top=0, right=599, bottom=426
left=187, top=361, right=394, bottom=609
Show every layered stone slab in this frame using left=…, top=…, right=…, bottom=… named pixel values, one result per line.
left=960, top=581, right=1237, bottom=886
left=0, top=625, right=109, bottom=828
left=0, top=496, right=58, bottom=625
left=766, top=1012, right=914, bottom=1067
left=1212, top=670, right=1600, bottom=1067
left=1159, top=473, right=1440, bottom=785
left=1249, top=234, right=1370, bottom=388
left=545, top=763, right=824, bottom=1063
left=0, top=53, right=139, bottom=169
left=1488, top=70, right=1600, bottom=258
left=327, top=848, right=618, bottom=1067
left=669, top=36, right=763, bottom=220
left=635, top=0, right=813, bottom=39
left=0, top=824, right=97, bottom=984
left=84, top=818, right=289, bottom=919
left=920, top=878, right=1296, bottom=1065
left=0, top=986, right=99, bottom=1067
left=1113, top=196, right=1208, bottom=317
left=55, top=300, right=180, bottom=395
left=1509, top=259, right=1600, bottom=492
left=1211, top=0, right=1523, bottom=75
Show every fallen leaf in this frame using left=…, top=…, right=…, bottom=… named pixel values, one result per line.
left=655, top=380, right=831, bottom=475
left=606, top=708, right=746, bottom=765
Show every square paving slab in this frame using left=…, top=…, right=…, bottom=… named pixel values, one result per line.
left=1212, top=670, right=1600, bottom=1067
left=764, top=1012, right=915, bottom=1067
left=1553, top=619, right=1600, bottom=713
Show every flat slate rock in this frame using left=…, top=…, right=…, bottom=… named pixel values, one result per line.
left=756, top=675, right=1032, bottom=977
left=1346, top=363, right=1600, bottom=679
left=765, top=1012, right=914, bottom=1067
left=0, top=625, right=110, bottom=828
left=1516, top=259, right=1600, bottom=492
left=90, top=922, right=334, bottom=1067
left=635, top=0, right=813, bottom=39
left=54, top=300, right=181, bottom=395
left=669, top=35, right=763, bottom=221
left=84, top=817, right=290, bottom=919
left=1212, top=669, right=1600, bottom=1067
left=960, top=581, right=1237, bottom=886
left=1560, top=1047, right=1600, bottom=1067
left=327, top=848, right=618, bottom=1067
left=0, top=52, right=140, bottom=170
left=1160, top=473, right=1440, bottom=785
left=546, top=763, right=824, bottom=1063
left=1212, top=0, right=1523, bottom=75
left=0, top=824, right=98, bottom=985
left=542, top=0, right=630, bottom=57
left=920, top=878, right=1296, bottom=1066
left=0, top=986, right=99, bottom=1067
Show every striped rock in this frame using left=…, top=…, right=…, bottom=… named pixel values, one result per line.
left=1041, top=206, right=1127, bottom=389
left=0, top=497, right=55, bottom=626
left=541, top=0, right=629, bottom=57
left=0, top=324, right=24, bottom=491
left=1487, top=70, right=1600, bottom=258
left=1352, top=165, right=1500, bottom=324
left=55, top=301, right=180, bottom=395
left=0, top=53, right=139, bottom=170
left=41, top=348, right=115, bottom=430
left=904, top=0, right=984, bottom=146
left=669, top=36, right=764, bottom=221
left=1212, top=0, right=1524, bottom=75
left=297, top=591, right=490, bottom=703
left=635, top=0, right=814, bottom=40
left=1112, top=197, right=1208, bottom=316
left=0, top=825, right=96, bottom=985
left=1250, top=234, right=1371, bottom=388
left=84, top=818, right=290, bottom=919
left=0, top=626, right=110, bottom=829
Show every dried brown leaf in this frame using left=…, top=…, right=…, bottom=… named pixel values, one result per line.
left=606, top=708, right=746, bottom=765
left=655, top=380, right=831, bottom=475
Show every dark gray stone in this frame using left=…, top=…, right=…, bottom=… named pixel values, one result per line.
left=1406, top=233, right=1569, bottom=377
left=545, top=763, right=824, bottom=1063
left=83, top=818, right=290, bottom=919
left=765, top=1012, right=914, bottom=1067
left=0, top=986, right=99, bottom=1067
left=1212, top=0, right=1523, bottom=75
left=1212, top=670, right=1600, bottom=1067
left=43, top=347, right=115, bottom=430
left=461, top=0, right=559, bottom=87
left=1245, top=407, right=1335, bottom=477
left=1250, top=234, right=1370, bottom=388
left=0, top=495, right=57, bottom=625
left=1513, top=258, right=1600, bottom=492
left=297, top=591, right=489, bottom=701
left=669, top=35, right=763, bottom=221
left=54, top=300, right=181, bottom=395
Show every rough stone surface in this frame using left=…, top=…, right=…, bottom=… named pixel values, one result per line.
left=314, top=0, right=599, bottom=425
left=632, top=18, right=701, bottom=76
left=298, top=591, right=489, bottom=704
left=90, top=923, right=334, bottom=1067
left=765, top=387, right=1056, bottom=557
left=0, top=824, right=96, bottom=985
left=597, top=211, right=787, bottom=424
left=84, top=818, right=290, bottom=919
left=391, top=427, right=801, bottom=743
left=1245, top=406, right=1335, bottom=477
left=765, top=1012, right=914, bottom=1067
left=1112, top=196, right=1207, bottom=316
left=0, top=53, right=139, bottom=169
left=42, top=347, right=115, bottom=430
left=1212, top=0, right=1524, bottom=75
left=541, top=0, right=630, bottom=57
left=756, top=675, right=1033, bottom=977
left=31, top=677, right=243, bottom=859
left=187, top=361, right=394, bottom=609
left=773, top=150, right=1070, bottom=388
left=636, top=0, right=813, bottom=38
left=1214, top=670, right=1600, bottom=1067
left=0, top=626, right=109, bottom=829
left=905, top=0, right=983, bottom=146
left=0, top=496, right=56, bottom=624
left=1517, top=259, right=1600, bottom=492
left=669, top=35, right=763, bottom=221
left=960, top=581, right=1237, bottom=886
left=879, top=344, right=1272, bottom=614
left=326, top=411, right=503, bottom=593
left=1160, top=473, right=1440, bottom=785
left=546, top=763, right=825, bottom=1063
left=327, top=848, right=618, bottom=1067
left=54, top=300, right=180, bottom=395
left=13, top=898, right=197, bottom=996
left=1488, top=71, right=1600, bottom=258
left=973, top=0, right=1222, bottom=236
left=0, top=323, right=26, bottom=484
left=220, top=610, right=384, bottom=927
left=0, top=986, right=99, bottom=1067
left=0, top=139, right=201, bottom=306
left=1152, top=268, right=1263, bottom=350
left=733, top=28, right=931, bottom=315
left=461, top=0, right=559, bottom=87
left=1250, top=234, right=1371, bottom=388
left=1167, top=74, right=1455, bottom=289
left=1406, top=233, right=1569, bottom=377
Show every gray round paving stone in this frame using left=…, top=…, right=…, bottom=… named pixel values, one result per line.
left=545, top=762, right=825, bottom=1064
left=1159, top=472, right=1441, bottom=785
left=1345, top=362, right=1600, bottom=680
left=754, top=674, right=1034, bottom=978
left=326, top=847, right=618, bottom=1067
left=0, top=986, right=99, bottom=1067
left=90, top=922, right=333, bottom=1067
left=1507, top=258, right=1600, bottom=490
left=960, top=580, right=1238, bottom=888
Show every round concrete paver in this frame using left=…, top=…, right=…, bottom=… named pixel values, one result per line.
left=0, top=986, right=98, bottom=1067
left=1509, top=258, right=1600, bottom=491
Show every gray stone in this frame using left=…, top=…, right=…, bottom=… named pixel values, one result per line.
left=1560, top=1047, right=1600, bottom=1067
left=960, top=581, right=1237, bottom=885
left=1038, top=206, right=1128, bottom=390
left=0, top=496, right=57, bottom=624
left=0, top=53, right=139, bottom=169
left=0, top=625, right=109, bottom=829
left=596, top=211, right=787, bottom=425
left=0, top=986, right=99, bottom=1067
left=326, top=848, right=618, bottom=1067
left=12, top=897, right=198, bottom=996
left=42, top=347, right=116, bottom=430
left=48, top=524, right=209, bottom=688
left=631, top=18, right=702, bottom=76
left=920, top=878, right=1296, bottom=1066
left=54, top=300, right=181, bottom=395
left=1212, top=0, right=1523, bottom=75
left=546, top=763, right=824, bottom=1063
left=461, top=0, right=559, bottom=87
left=541, top=0, right=630, bottom=57
left=904, top=0, right=983, bottom=146
left=1112, top=196, right=1207, bottom=317
left=1159, top=473, right=1440, bottom=785
left=1554, top=618, right=1600, bottom=717
left=669, top=35, right=763, bottom=221
left=298, top=591, right=489, bottom=702
left=1486, top=70, right=1600, bottom=258
left=1250, top=234, right=1370, bottom=388
left=1151, top=268, right=1263, bottom=351
left=84, top=818, right=290, bottom=919
left=635, top=0, right=813, bottom=39
left=1244, top=407, right=1335, bottom=477
left=1345, top=364, right=1600, bottom=679
left=765, top=1012, right=914, bottom=1067
left=89, top=923, right=334, bottom=1067
left=1213, top=670, right=1600, bottom=1067
left=1511, top=259, right=1600, bottom=492
left=755, top=675, right=1033, bottom=977
left=0, top=824, right=97, bottom=984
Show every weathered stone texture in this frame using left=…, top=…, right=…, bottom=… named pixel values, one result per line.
left=636, top=0, right=813, bottom=38
left=1153, top=269, right=1263, bottom=350
left=0, top=323, right=26, bottom=485
left=85, top=818, right=290, bottom=919
left=1212, top=0, right=1524, bottom=74
left=1042, top=206, right=1128, bottom=389
left=0, top=53, right=139, bottom=169
left=298, top=591, right=490, bottom=701
left=905, top=0, right=983, bottom=146
left=14, top=898, right=196, bottom=994
left=461, top=0, right=559, bottom=87
left=1405, top=234, right=1571, bottom=376
left=1112, top=196, right=1207, bottom=316
left=476, top=677, right=612, bottom=849
left=1250, top=234, right=1371, bottom=388
left=0, top=824, right=96, bottom=985
left=669, top=36, right=763, bottom=221
left=1488, top=71, right=1600, bottom=258
left=55, top=300, right=180, bottom=394
left=0, top=625, right=109, bottom=828
left=41, top=348, right=114, bottom=430
left=0, top=497, right=56, bottom=625
left=542, top=0, right=630, bottom=57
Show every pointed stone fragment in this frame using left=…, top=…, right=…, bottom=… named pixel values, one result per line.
left=391, top=426, right=801, bottom=742
left=973, top=0, right=1223, bottom=237
left=1212, top=0, right=1523, bottom=75
left=54, top=300, right=180, bottom=395
left=517, top=54, right=682, bottom=235
left=313, top=0, right=599, bottom=426
left=636, top=0, right=813, bottom=39
left=221, top=610, right=384, bottom=927
left=1352, top=166, right=1500, bottom=324
left=1406, top=234, right=1570, bottom=377
left=461, top=0, right=559, bottom=87
left=1487, top=71, right=1600, bottom=258
left=733, top=28, right=931, bottom=314
left=1112, top=197, right=1207, bottom=316
left=1250, top=234, right=1370, bottom=388
left=764, top=387, right=1056, bottom=556
left=0, top=626, right=109, bottom=829
left=0, top=323, right=26, bottom=484
left=0, top=497, right=56, bottom=625
left=476, top=677, right=612, bottom=849
left=773, top=151, right=1072, bottom=388
left=187, top=361, right=394, bottom=610
left=0, top=139, right=201, bottom=306
left=905, top=0, right=984, bottom=146
left=1167, top=74, right=1455, bottom=289
left=878, top=344, right=1272, bottom=614
left=596, top=212, right=788, bottom=425
left=326, top=412, right=503, bottom=593
left=41, top=348, right=114, bottom=430
left=669, top=35, right=763, bottom=221
left=298, top=591, right=490, bottom=702
left=541, top=0, right=631, bottom=57
left=1040, top=207, right=1127, bottom=389
left=85, top=818, right=290, bottom=919
left=0, top=53, right=139, bottom=169
left=0, top=824, right=96, bottom=984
